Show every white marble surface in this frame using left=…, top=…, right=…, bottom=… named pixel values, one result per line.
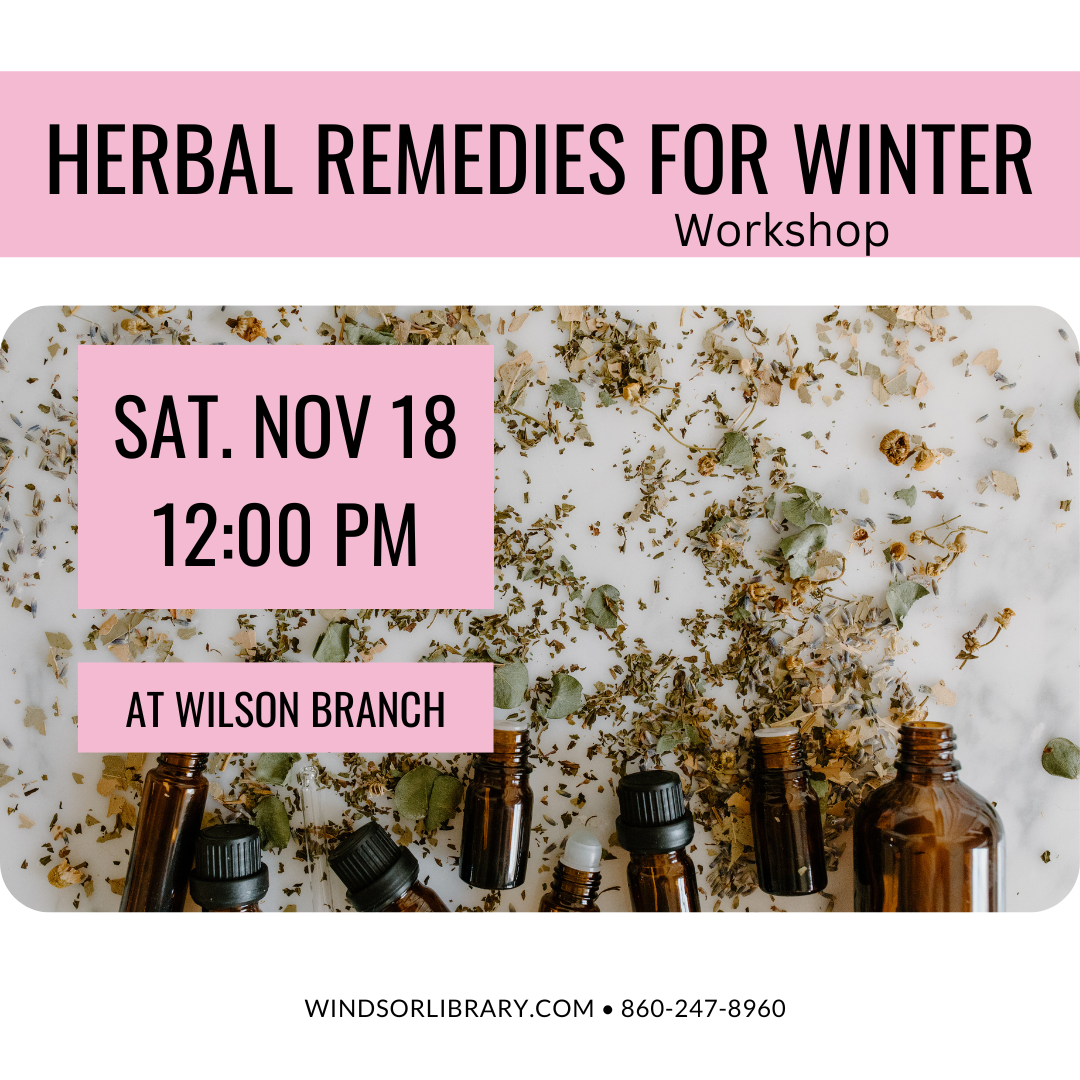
left=0, top=303, right=1076, bottom=913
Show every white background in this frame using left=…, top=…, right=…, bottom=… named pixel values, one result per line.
left=1, top=3, right=1077, bottom=1077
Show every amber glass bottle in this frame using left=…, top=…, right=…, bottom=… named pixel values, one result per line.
left=330, top=820, right=449, bottom=912
left=459, top=719, right=534, bottom=890
left=120, top=752, right=210, bottom=911
left=750, top=727, right=827, bottom=896
left=854, top=721, right=1004, bottom=912
left=189, top=822, right=270, bottom=912
left=616, top=771, right=700, bottom=912
left=539, top=830, right=602, bottom=912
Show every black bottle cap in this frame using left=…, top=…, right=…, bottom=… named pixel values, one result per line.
left=616, top=770, right=695, bottom=853
left=329, top=821, right=419, bottom=911
left=188, top=823, right=270, bottom=909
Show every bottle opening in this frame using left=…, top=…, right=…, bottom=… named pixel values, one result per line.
left=754, top=726, right=799, bottom=738
left=898, top=719, right=958, bottom=770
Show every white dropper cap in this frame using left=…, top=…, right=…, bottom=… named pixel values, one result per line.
left=561, top=829, right=602, bottom=873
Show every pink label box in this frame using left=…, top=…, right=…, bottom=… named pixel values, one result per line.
left=77, top=661, right=495, bottom=753
left=77, top=343, right=495, bottom=609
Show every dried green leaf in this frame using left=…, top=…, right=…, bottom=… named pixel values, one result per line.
left=1041, top=737, right=1079, bottom=779
left=542, top=672, right=583, bottom=719
left=584, top=584, right=621, bottom=629
left=885, top=580, right=929, bottom=629
left=313, top=622, right=350, bottom=662
left=343, top=322, right=396, bottom=346
left=779, top=523, right=827, bottom=579
left=781, top=486, right=832, bottom=529
left=716, top=431, right=754, bottom=471
left=548, top=379, right=582, bottom=414
left=426, top=774, right=465, bottom=831
left=394, top=765, right=439, bottom=820
left=254, top=795, right=292, bottom=851
left=255, top=752, right=300, bottom=786
left=493, top=662, right=529, bottom=709
left=894, top=486, right=917, bottom=508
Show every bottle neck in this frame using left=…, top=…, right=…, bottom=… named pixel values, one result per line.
left=753, top=732, right=806, bottom=773
left=630, top=848, right=689, bottom=864
left=155, top=752, right=209, bottom=778
left=897, top=722, right=959, bottom=778
left=550, top=863, right=601, bottom=908
left=480, top=727, right=532, bottom=770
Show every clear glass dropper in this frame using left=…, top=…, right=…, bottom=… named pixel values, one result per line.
left=298, top=763, right=336, bottom=912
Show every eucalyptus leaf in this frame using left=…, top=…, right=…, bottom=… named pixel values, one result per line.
left=542, top=671, right=583, bottom=719
left=894, top=486, right=917, bottom=508
left=716, top=431, right=754, bottom=471
left=779, top=523, right=827, bottom=579
left=254, top=795, right=292, bottom=851
left=584, top=584, right=621, bottom=629
left=255, top=752, right=300, bottom=785
left=548, top=379, right=582, bottom=414
left=599, top=389, right=613, bottom=407
left=782, top=485, right=833, bottom=529
left=656, top=734, right=677, bottom=755
left=426, top=774, right=465, bottom=831
left=313, top=622, right=350, bottom=662
left=808, top=777, right=829, bottom=824
left=885, top=579, right=929, bottom=629
left=1075, top=391, right=1080, bottom=420
left=493, top=662, right=529, bottom=709
left=393, top=765, right=438, bottom=820
left=1041, top=737, right=1079, bottom=779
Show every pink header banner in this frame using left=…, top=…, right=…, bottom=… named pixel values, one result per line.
left=77, top=343, right=494, bottom=609
left=76, top=661, right=495, bottom=753
left=0, top=71, right=1076, bottom=257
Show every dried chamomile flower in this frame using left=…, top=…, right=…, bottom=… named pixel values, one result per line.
left=789, top=578, right=812, bottom=606
left=947, top=531, right=968, bottom=554
left=879, top=429, right=913, bottom=465
left=909, top=529, right=927, bottom=545
left=745, top=582, right=770, bottom=602
left=995, top=607, right=1015, bottom=629
left=697, top=453, right=717, bottom=476
left=911, top=446, right=939, bottom=471
left=888, top=541, right=908, bottom=561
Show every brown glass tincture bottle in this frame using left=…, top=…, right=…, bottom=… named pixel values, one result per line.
left=329, top=821, right=449, bottom=911
left=616, top=771, right=700, bottom=912
left=539, top=830, right=603, bottom=912
left=188, top=823, right=270, bottom=912
left=854, top=721, right=1004, bottom=911
left=120, top=752, right=210, bottom=911
left=750, top=727, right=827, bottom=896
left=459, top=719, right=534, bottom=890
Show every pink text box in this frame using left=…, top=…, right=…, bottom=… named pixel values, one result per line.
left=0, top=72, right=1077, bottom=256
left=77, top=343, right=494, bottom=609
left=77, top=660, right=494, bottom=754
